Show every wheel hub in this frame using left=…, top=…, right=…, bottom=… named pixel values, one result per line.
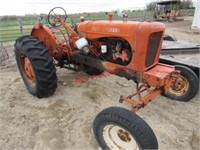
left=117, top=129, right=131, bottom=142
left=24, top=57, right=35, bottom=80
left=170, top=75, right=189, bottom=96
left=20, top=53, right=36, bottom=86
left=103, top=125, right=139, bottom=150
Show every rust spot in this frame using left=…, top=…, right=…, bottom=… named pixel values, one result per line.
left=117, top=129, right=131, bottom=142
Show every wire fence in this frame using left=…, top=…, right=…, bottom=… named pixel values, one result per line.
left=0, top=41, right=15, bottom=68
left=0, top=11, right=154, bottom=42
left=0, top=42, right=9, bottom=66
left=0, top=17, right=35, bottom=42
left=0, top=9, right=195, bottom=43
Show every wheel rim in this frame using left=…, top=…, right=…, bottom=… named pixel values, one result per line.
left=103, top=125, right=139, bottom=150
left=20, top=52, right=36, bottom=87
left=168, top=75, right=189, bottom=96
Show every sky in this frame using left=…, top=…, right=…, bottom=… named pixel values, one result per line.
left=0, top=0, right=155, bottom=16
left=0, top=0, right=197, bottom=16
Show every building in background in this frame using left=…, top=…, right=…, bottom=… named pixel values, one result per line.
left=154, top=0, right=181, bottom=21
left=191, top=0, right=200, bottom=30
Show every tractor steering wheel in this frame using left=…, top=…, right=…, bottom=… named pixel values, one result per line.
left=47, top=7, right=67, bottom=27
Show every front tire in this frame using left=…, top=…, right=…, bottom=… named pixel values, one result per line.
left=93, top=107, right=158, bottom=150
left=83, top=64, right=104, bottom=75
left=83, top=53, right=104, bottom=75
left=162, top=65, right=199, bottom=101
left=14, top=35, right=57, bottom=98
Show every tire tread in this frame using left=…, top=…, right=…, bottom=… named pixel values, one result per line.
left=14, top=35, right=57, bottom=98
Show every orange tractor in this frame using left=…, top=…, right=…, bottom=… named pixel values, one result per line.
left=14, top=7, right=199, bottom=149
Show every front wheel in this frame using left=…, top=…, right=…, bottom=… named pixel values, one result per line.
left=162, top=65, right=199, bottom=101
left=83, top=53, right=104, bottom=75
left=83, top=64, right=104, bottom=75
left=93, top=107, right=158, bottom=150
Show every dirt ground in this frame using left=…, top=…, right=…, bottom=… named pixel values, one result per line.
left=0, top=16, right=199, bottom=150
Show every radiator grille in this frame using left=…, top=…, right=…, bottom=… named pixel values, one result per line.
left=145, top=31, right=163, bottom=67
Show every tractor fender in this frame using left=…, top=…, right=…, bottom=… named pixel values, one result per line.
left=31, top=23, right=56, bottom=57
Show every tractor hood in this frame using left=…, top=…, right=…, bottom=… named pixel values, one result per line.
left=77, top=20, right=166, bottom=72
left=77, top=20, right=165, bottom=40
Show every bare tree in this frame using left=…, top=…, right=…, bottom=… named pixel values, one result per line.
left=180, top=0, right=193, bottom=9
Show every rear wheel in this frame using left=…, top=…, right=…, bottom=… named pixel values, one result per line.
left=14, top=35, right=57, bottom=98
left=162, top=65, right=199, bottom=101
left=93, top=107, right=158, bottom=150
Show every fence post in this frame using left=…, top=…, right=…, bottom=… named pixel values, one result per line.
left=18, top=19, right=23, bottom=35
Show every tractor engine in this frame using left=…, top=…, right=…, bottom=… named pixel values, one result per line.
left=77, top=20, right=165, bottom=72
left=87, top=38, right=132, bottom=66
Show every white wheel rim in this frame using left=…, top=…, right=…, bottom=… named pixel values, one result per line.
left=103, top=125, right=139, bottom=150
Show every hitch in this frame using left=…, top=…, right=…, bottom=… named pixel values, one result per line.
left=119, top=70, right=180, bottom=112
left=119, top=83, right=162, bottom=112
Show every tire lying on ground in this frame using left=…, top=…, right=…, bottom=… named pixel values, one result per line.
left=93, top=107, right=158, bottom=150
left=162, top=65, right=199, bottom=101
left=14, top=35, right=57, bottom=98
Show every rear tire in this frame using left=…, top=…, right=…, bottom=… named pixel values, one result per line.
left=93, top=107, right=158, bottom=150
left=162, top=65, right=199, bottom=101
left=14, top=35, right=57, bottom=98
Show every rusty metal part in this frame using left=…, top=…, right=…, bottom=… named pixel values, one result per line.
left=168, top=74, right=189, bottom=96
left=119, top=83, right=162, bottom=112
left=31, top=20, right=79, bottom=60
left=119, top=68, right=178, bottom=112
left=117, top=129, right=131, bottom=142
